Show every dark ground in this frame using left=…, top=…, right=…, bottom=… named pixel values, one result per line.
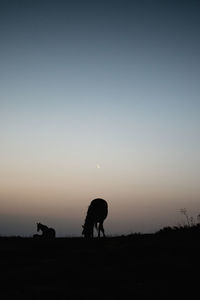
left=0, top=232, right=199, bottom=299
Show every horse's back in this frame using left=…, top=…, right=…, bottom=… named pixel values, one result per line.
left=42, top=228, right=56, bottom=239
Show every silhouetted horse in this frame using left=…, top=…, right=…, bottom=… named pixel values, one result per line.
left=36, top=222, right=56, bottom=239
left=33, top=234, right=41, bottom=239
left=82, top=198, right=108, bottom=238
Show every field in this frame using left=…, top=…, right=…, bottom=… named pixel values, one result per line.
left=0, top=231, right=199, bottom=299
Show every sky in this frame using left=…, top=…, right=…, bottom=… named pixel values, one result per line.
left=0, top=0, right=200, bottom=236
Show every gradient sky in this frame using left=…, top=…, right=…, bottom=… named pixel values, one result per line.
left=0, top=0, right=200, bottom=236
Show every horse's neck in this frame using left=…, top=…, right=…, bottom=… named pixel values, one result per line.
left=85, top=216, right=94, bottom=228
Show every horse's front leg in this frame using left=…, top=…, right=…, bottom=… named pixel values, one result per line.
left=99, top=222, right=105, bottom=237
left=98, top=223, right=101, bottom=238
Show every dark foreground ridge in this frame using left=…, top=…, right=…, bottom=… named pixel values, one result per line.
left=0, top=231, right=200, bottom=299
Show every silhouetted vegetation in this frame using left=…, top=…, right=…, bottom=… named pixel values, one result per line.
left=156, top=223, right=200, bottom=236
left=156, top=209, right=200, bottom=237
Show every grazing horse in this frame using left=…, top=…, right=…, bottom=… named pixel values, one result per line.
left=36, top=222, right=56, bottom=239
left=82, top=198, right=108, bottom=238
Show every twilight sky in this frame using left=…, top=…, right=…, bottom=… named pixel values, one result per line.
left=0, top=0, right=200, bottom=236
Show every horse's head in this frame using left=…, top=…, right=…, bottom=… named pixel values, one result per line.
left=82, top=222, right=94, bottom=238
